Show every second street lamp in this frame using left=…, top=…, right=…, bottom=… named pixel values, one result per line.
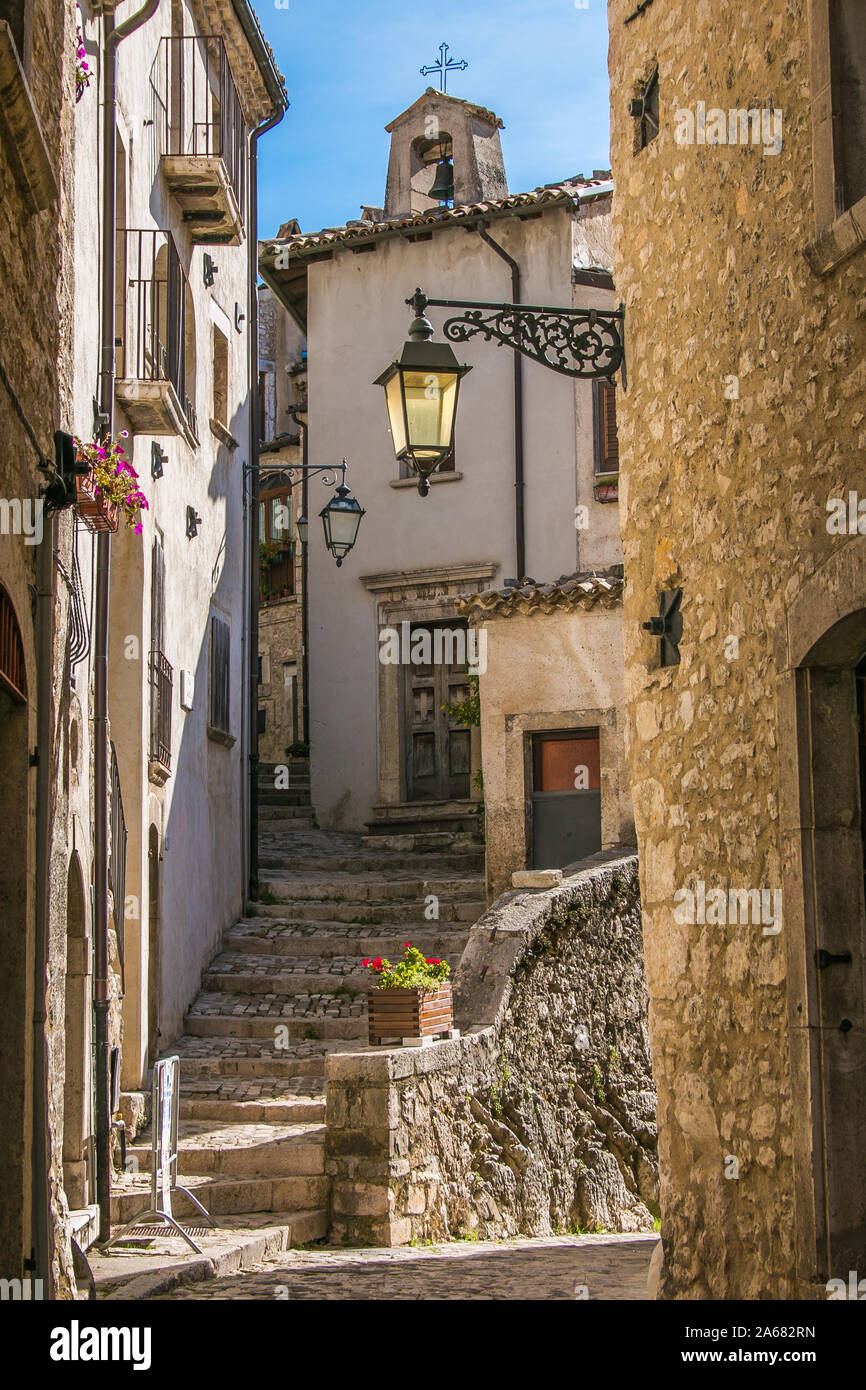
left=374, top=288, right=472, bottom=496
left=320, top=463, right=365, bottom=566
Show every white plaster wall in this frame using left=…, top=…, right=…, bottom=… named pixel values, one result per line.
left=71, top=0, right=250, bottom=1079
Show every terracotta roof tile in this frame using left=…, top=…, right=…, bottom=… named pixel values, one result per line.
left=456, top=568, right=624, bottom=620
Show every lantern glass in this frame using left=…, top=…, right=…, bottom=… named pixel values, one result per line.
left=296, top=513, right=309, bottom=545
left=401, top=369, right=459, bottom=462
left=384, top=372, right=408, bottom=456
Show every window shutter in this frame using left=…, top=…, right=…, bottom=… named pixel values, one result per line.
left=209, top=616, right=230, bottom=734
left=151, top=538, right=165, bottom=655
left=593, top=380, right=619, bottom=475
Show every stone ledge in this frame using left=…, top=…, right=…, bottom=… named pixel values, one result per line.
left=803, top=194, right=866, bottom=277
left=0, top=23, right=58, bottom=214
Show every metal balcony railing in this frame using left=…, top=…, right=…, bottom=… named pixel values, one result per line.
left=150, top=650, right=173, bottom=775
left=116, top=228, right=198, bottom=437
left=154, top=34, right=246, bottom=221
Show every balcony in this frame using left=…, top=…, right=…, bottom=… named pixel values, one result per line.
left=154, top=35, right=246, bottom=245
left=115, top=229, right=198, bottom=445
left=149, top=650, right=173, bottom=785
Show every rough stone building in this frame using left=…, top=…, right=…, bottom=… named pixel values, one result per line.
left=458, top=568, right=632, bottom=900
left=0, top=0, right=79, bottom=1299
left=260, top=88, right=627, bottom=879
left=608, top=0, right=866, bottom=1297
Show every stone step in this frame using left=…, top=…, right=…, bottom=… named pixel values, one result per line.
left=262, top=850, right=484, bottom=875
left=225, top=924, right=472, bottom=958
left=361, top=830, right=484, bottom=854
left=257, top=873, right=484, bottom=902
left=127, top=1120, right=327, bottom=1178
left=184, top=1006, right=366, bottom=1042
left=259, top=809, right=317, bottom=824
left=251, top=898, right=483, bottom=925
left=166, top=1035, right=359, bottom=1078
left=110, top=1172, right=329, bottom=1223
left=201, top=953, right=463, bottom=996
left=180, top=1093, right=326, bottom=1124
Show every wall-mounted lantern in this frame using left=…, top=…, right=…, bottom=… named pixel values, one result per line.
left=186, top=506, right=202, bottom=539
left=151, top=442, right=167, bottom=479
left=375, top=289, right=471, bottom=496
left=203, top=253, right=218, bottom=288
left=319, top=462, right=365, bottom=567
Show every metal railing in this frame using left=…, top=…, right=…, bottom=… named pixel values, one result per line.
left=109, top=741, right=128, bottom=989
left=117, top=228, right=198, bottom=437
left=153, top=34, right=246, bottom=220
left=150, top=650, right=174, bottom=774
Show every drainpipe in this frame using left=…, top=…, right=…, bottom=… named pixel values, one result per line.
left=94, top=0, right=160, bottom=1247
left=288, top=408, right=309, bottom=745
left=475, top=225, right=525, bottom=581
left=248, top=105, right=288, bottom=903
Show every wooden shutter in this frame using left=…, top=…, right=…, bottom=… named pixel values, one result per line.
left=209, top=616, right=230, bottom=734
left=593, top=380, right=619, bottom=475
left=151, top=538, right=165, bottom=655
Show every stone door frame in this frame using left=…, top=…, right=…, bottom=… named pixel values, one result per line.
left=776, top=537, right=866, bottom=1290
left=361, top=562, right=498, bottom=807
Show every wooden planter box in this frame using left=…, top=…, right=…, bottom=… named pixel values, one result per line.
left=368, top=983, right=453, bottom=1047
left=75, top=470, right=119, bottom=533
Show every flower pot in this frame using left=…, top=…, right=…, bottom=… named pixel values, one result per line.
left=367, top=982, right=453, bottom=1047
left=75, top=469, right=119, bottom=533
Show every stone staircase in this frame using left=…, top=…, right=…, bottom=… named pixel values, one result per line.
left=112, top=822, right=486, bottom=1253
left=258, top=758, right=316, bottom=832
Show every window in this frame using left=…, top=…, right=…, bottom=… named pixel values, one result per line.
left=830, top=0, right=866, bottom=213
left=208, top=616, right=231, bottom=740
left=593, top=379, right=619, bottom=476
left=259, top=483, right=294, bottom=601
left=212, top=325, right=228, bottom=429
left=630, top=67, right=659, bottom=152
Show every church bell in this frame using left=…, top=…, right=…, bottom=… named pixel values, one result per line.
left=429, top=155, right=455, bottom=203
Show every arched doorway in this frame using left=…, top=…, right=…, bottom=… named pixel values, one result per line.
left=63, top=854, right=91, bottom=1208
left=779, top=542, right=866, bottom=1284
left=147, top=824, right=161, bottom=1069
left=0, top=584, right=30, bottom=1272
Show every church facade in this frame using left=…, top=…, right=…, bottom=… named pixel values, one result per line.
left=261, top=88, right=632, bottom=872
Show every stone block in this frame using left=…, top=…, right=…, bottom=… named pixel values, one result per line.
left=512, top=869, right=563, bottom=889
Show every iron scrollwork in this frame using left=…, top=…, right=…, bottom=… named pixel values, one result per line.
left=440, top=303, right=624, bottom=381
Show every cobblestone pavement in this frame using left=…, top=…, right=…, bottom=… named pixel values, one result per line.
left=155, top=1234, right=658, bottom=1301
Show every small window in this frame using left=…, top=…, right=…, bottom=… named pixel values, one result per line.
left=208, top=616, right=231, bottom=738
left=630, top=67, right=659, bottom=152
left=593, top=379, right=619, bottom=476
left=830, top=0, right=866, bottom=212
left=212, top=325, right=228, bottom=429
left=259, top=484, right=294, bottom=600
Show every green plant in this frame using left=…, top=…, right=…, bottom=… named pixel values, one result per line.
left=441, top=673, right=480, bottom=727
left=472, top=767, right=484, bottom=792
left=74, top=432, right=148, bottom=531
left=608, top=1045, right=620, bottom=1070
left=258, top=888, right=279, bottom=905
left=286, top=741, right=309, bottom=758
left=591, top=1062, right=606, bottom=1104
left=362, top=942, right=451, bottom=991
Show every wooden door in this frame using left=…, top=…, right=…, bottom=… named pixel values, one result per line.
left=403, top=623, right=471, bottom=802
left=531, top=730, right=602, bottom=869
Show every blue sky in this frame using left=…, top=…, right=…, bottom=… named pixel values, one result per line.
left=256, top=0, right=611, bottom=238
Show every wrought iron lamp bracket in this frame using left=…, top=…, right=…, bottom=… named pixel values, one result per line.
left=244, top=458, right=348, bottom=491
left=407, top=289, right=626, bottom=386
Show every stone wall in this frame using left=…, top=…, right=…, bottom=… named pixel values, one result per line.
left=607, top=0, right=866, bottom=1298
left=325, top=851, right=656, bottom=1245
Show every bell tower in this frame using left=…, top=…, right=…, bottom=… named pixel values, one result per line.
left=383, top=89, right=508, bottom=219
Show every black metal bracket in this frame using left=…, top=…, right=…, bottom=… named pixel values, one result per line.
left=643, top=588, right=683, bottom=667
left=186, top=506, right=202, bottom=539
left=243, top=459, right=348, bottom=489
left=816, top=949, right=853, bottom=970
left=40, top=430, right=90, bottom=514
left=408, top=289, right=626, bottom=386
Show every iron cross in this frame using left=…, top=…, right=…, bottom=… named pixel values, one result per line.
left=420, top=43, right=468, bottom=94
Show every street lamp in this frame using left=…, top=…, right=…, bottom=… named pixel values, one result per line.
left=296, top=512, right=309, bottom=546
left=375, top=288, right=472, bottom=496
left=319, top=462, right=365, bottom=566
